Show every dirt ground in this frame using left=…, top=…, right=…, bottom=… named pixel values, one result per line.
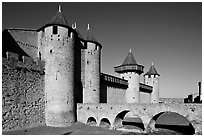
left=2, top=122, right=125, bottom=135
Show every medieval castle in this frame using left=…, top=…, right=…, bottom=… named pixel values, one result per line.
left=2, top=6, right=161, bottom=130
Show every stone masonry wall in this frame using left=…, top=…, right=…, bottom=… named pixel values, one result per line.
left=2, top=52, right=45, bottom=131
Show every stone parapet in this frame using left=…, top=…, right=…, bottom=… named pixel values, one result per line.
left=3, top=51, right=45, bottom=73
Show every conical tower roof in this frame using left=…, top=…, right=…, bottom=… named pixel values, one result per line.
left=47, top=5, right=69, bottom=26
left=145, top=63, right=160, bottom=76
left=39, top=5, right=71, bottom=30
left=122, top=49, right=137, bottom=65
left=84, top=24, right=97, bottom=42
left=114, top=49, right=144, bottom=74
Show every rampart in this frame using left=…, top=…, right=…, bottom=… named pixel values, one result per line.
left=100, top=73, right=128, bottom=103
left=2, top=52, right=45, bottom=131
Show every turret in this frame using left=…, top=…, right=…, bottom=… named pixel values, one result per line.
left=37, top=5, right=77, bottom=126
left=83, top=24, right=102, bottom=103
left=114, top=49, right=144, bottom=103
left=144, top=62, right=160, bottom=103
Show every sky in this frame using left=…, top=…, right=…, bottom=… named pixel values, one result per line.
left=2, top=2, right=202, bottom=98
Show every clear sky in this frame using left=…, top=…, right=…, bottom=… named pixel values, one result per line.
left=2, top=2, right=202, bottom=98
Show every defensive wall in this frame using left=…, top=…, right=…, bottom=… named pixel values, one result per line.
left=77, top=103, right=202, bottom=134
left=2, top=52, right=45, bottom=131
left=100, top=73, right=128, bottom=103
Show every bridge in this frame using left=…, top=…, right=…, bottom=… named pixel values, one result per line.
left=77, top=103, right=202, bottom=134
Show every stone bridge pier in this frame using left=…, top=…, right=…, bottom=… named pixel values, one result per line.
left=77, top=103, right=202, bottom=134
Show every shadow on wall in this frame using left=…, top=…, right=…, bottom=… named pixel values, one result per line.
left=149, top=111, right=195, bottom=135
left=100, top=80, right=107, bottom=103
left=2, top=29, right=29, bottom=59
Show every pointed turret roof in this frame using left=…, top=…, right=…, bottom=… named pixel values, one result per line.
left=47, top=5, right=69, bottom=26
left=72, top=22, right=83, bottom=39
left=145, top=62, right=160, bottom=76
left=122, top=49, right=137, bottom=65
left=114, top=49, right=144, bottom=74
left=84, top=24, right=97, bottom=42
left=38, top=5, right=71, bottom=31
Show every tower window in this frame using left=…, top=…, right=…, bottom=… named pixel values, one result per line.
left=53, top=26, right=58, bottom=34
left=39, top=52, right=41, bottom=60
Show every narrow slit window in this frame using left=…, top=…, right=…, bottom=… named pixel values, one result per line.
left=53, top=26, right=58, bottom=34
left=39, top=52, right=41, bottom=60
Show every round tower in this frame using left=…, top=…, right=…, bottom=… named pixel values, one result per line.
left=144, top=62, right=160, bottom=103
left=83, top=24, right=102, bottom=103
left=38, top=6, right=77, bottom=126
left=114, top=49, right=144, bottom=103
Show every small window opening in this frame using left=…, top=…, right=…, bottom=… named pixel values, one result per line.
left=53, top=26, right=58, bottom=34
left=50, top=50, right=53, bottom=53
left=39, top=52, right=41, bottom=60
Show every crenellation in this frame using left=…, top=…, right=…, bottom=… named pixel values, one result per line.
left=6, top=51, right=19, bottom=61
left=3, top=52, right=45, bottom=73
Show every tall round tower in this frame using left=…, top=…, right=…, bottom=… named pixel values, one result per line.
left=83, top=24, right=102, bottom=103
left=38, top=6, right=77, bottom=126
left=114, top=49, right=144, bottom=103
left=144, top=62, right=160, bottom=103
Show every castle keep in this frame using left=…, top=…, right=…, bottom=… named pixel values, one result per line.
left=3, top=6, right=160, bottom=130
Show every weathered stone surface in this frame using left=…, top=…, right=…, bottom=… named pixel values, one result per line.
left=2, top=62, right=45, bottom=131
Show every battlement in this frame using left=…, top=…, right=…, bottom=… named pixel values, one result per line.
left=114, top=64, right=144, bottom=74
left=139, top=83, right=153, bottom=93
left=86, top=41, right=101, bottom=51
left=100, top=73, right=128, bottom=88
left=3, top=51, right=45, bottom=73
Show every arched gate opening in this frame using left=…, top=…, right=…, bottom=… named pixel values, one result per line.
left=148, top=111, right=195, bottom=135
left=86, top=117, right=97, bottom=126
left=99, top=118, right=111, bottom=128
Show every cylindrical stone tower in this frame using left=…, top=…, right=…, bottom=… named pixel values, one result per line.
left=144, top=62, right=160, bottom=103
left=38, top=6, right=77, bottom=126
left=114, top=49, right=144, bottom=103
left=83, top=24, right=102, bottom=103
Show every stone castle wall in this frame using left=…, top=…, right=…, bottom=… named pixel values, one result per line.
left=107, top=87, right=126, bottom=103
left=100, top=73, right=128, bottom=103
left=2, top=52, right=45, bottom=131
left=139, top=92, right=151, bottom=103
